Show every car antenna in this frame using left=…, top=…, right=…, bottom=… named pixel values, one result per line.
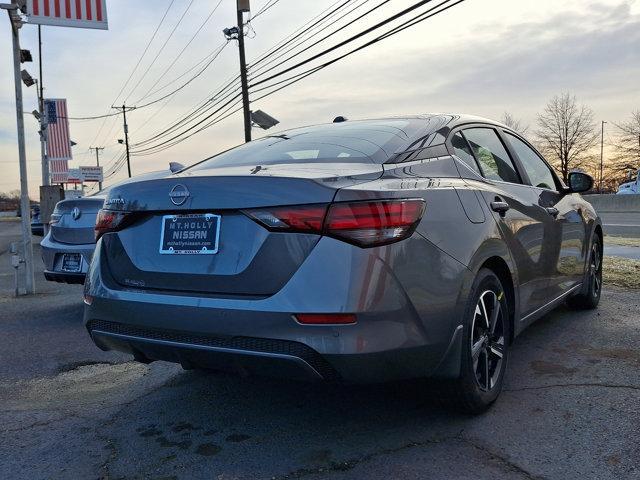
left=333, top=116, right=348, bottom=123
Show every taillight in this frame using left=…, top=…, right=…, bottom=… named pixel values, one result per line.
left=243, top=199, right=425, bottom=247
left=95, top=209, right=131, bottom=241
left=243, top=204, right=327, bottom=232
left=325, top=199, right=426, bottom=247
left=49, top=213, right=61, bottom=225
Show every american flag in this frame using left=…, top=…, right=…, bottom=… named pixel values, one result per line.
left=44, top=99, right=72, bottom=161
left=27, top=0, right=108, bottom=30
left=50, top=159, right=69, bottom=184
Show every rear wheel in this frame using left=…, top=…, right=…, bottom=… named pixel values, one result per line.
left=437, top=268, right=510, bottom=414
left=567, top=235, right=602, bottom=310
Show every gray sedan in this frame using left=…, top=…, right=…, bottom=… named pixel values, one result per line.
left=41, top=194, right=105, bottom=284
left=83, top=114, right=602, bottom=413
left=41, top=170, right=181, bottom=284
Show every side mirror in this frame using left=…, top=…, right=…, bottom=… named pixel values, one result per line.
left=567, top=172, right=593, bottom=193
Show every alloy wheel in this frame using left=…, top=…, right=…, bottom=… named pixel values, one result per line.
left=590, top=242, right=602, bottom=298
left=470, top=290, right=506, bottom=392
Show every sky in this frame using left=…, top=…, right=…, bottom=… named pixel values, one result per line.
left=0, top=0, right=639, bottom=196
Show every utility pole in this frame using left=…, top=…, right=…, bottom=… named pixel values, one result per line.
left=38, top=24, right=48, bottom=187
left=237, top=0, right=251, bottom=142
left=4, top=1, right=35, bottom=294
left=115, top=104, right=132, bottom=178
left=89, top=146, right=105, bottom=190
left=599, top=120, right=607, bottom=193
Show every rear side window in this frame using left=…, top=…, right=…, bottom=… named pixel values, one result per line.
left=451, top=132, right=481, bottom=175
left=506, top=133, right=557, bottom=190
left=462, top=128, right=520, bottom=184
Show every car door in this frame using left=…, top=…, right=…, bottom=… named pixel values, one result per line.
left=453, top=126, right=559, bottom=318
left=501, top=131, right=587, bottom=296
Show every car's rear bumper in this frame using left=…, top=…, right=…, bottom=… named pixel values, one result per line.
left=84, top=234, right=472, bottom=383
left=40, top=232, right=95, bottom=282
left=44, top=270, right=86, bottom=284
left=31, top=224, right=44, bottom=236
left=88, top=319, right=339, bottom=381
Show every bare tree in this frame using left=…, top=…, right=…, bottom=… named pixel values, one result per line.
left=501, top=112, right=529, bottom=134
left=611, top=110, right=640, bottom=173
left=535, top=93, right=599, bottom=182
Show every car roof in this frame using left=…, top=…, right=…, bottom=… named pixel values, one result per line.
left=261, top=114, right=512, bottom=140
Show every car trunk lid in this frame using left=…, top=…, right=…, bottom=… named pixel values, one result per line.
left=50, top=197, right=105, bottom=245
left=101, top=162, right=382, bottom=296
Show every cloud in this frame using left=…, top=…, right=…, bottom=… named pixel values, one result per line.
left=1, top=0, right=639, bottom=192
left=278, top=1, right=640, bottom=124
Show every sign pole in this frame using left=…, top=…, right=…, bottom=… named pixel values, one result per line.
left=5, top=2, right=35, bottom=294
left=89, top=146, right=105, bottom=190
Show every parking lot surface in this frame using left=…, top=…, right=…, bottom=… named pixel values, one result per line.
left=601, top=212, right=640, bottom=238
left=1, top=220, right=639, bottom=480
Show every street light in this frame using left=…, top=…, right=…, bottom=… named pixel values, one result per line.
left=250, top=109, right=279, bottom=130
left=599, top=120, right=607, bottom=193
left=20, top=49, right=32, bottom=62
left=223, top=26, right=240, bottom=40
left=20, top=69, right=35, bottom=87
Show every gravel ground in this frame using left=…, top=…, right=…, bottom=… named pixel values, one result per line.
left=1, top=223, right=639, bottom=480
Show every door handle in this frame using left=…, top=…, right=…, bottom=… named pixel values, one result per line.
left=490, top=200, right=510, bottom=216
left=545, top=207, right=559, bottom=218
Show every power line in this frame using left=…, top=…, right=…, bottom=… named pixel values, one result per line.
left=132, top=0, right=226, bottom=104
left=250, top=0, right=441, bottom=88
left=133, top=0, right=468, bottom=156
left=135, top=42, right=230, bottom=110
left=112, top=0, right=176, bottom=105
left=133, top=43, right=228, bottom=105
left=249, top=0, right=352, bottom=69
left=128, top=1, right=352, bottom=150
left=130, top=92, right=244, bottom=154
left=87, top=0, right=176, bottom=147
left=249, top=0, right=381, bottom=79
left=130, top=74, right=242, bottom=147
left=252, top=0, right=466, bottom=100
left=249, top=0, right=281, bottom=22
left=123, top=0, right=197, bottom=104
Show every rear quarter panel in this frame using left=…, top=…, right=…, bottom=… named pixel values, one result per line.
left=333, top=158, right=517, bottom=353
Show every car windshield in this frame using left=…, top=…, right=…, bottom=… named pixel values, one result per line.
left=190, top=119, right=427, bottom=169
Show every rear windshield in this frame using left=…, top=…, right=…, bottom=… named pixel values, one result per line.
left=191, top=120, right=427, bottom=169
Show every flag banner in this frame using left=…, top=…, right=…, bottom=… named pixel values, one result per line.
left=50, top=159, right=69, bottom=183
left=27, top=0, right=108, bottom=30
left=44, top=98, right=72, bottom=161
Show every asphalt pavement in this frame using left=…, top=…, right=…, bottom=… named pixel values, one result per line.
left=600, top=212, right=640, bottom=237
left=1, top=219, right=639, bottom=479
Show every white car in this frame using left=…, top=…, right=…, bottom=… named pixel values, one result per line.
left=617, top=169, right=639, bottom=194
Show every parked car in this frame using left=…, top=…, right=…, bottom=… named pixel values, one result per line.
left=30, top=205, right=44, bottom=236
left=617, top=169, right=639, bottom=194
left=41, top=193, right=107, bottom=283
left=83, top=114, right=602, bottom=413
left=42, top=170, right=177, bottom=284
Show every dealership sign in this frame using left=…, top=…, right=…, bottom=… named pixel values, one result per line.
left=27, top=0, right=108, bottom=30
left=66, top=168, right=82, bottom=184
left=79, top=166, right=103, bottom=182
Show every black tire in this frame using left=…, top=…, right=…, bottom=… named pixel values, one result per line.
left=437, top=268, right=510, bottom=414
left=567, top=235, right=602, bottom=310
